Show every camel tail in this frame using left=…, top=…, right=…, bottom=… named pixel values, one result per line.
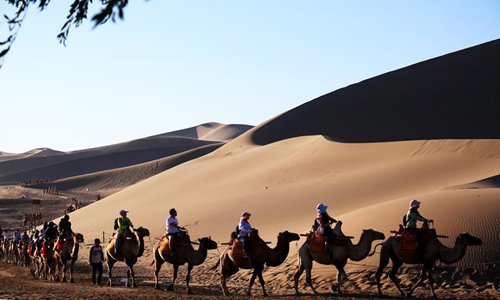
left=368, top=242, right=383, bottom=257
left=211, top=258, right=220, bottom=271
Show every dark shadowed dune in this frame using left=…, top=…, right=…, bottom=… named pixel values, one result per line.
left=0, top=123, right=252, bottom=183
left=251, top=39, right=500, bottom=145
left=0, top=137, right=216, bottom=183
left=29, top=143, right=223, bottom=193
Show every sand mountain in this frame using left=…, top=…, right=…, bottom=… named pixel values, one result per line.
left=68, top=39, right=500, bottom=272
left=0, top=123, right=251, bottom=184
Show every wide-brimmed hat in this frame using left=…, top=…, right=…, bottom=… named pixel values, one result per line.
left=241, top=212, right=251, bottom=218
left=316, top=203, right=328, bottom=212
left=119, top=209, right=128, bottom=215
left=409, top=199, right=421, bottom=209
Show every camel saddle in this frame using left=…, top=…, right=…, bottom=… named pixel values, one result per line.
left=158, top=236, right=171, bottom=257
left=107, top=231, right=137, bottom=254
left=309, top=233, right=326, bottom=254
left=229, top=238, right=245, bottom=258
left=392, top=224, right=438, bottom=260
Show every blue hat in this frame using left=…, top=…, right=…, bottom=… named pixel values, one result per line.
left=316, top=203, right=328, bottom=213
left=119, top=209, right=128, bottom=215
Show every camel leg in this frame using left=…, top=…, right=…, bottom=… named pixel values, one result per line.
left=247, top=269, right=258, bottom=296
left=221, top=272, right=230, bottom=296
left=129, top=266, right=137, bottom=288
left=427, top=266, right=437, bottom=298
left=257, top=269, right=268, bottom=297
left=293, top=261, right=306, bottom=295
left=304, top=258, right=318, bottom=295
left=70, top=260, right=75, bottom=283
left=388, top=257, right=405, bottom=296
left=333, top=264, right=348, bottom=294
left=408, top=267, right=428, bottom=297
left=126, top=269, right=131, bottom=287
left=186, top=263, right=194, bottom=294
left=167, top=264, right=179, bottom=291
left=376, top=249, right=390, bottom=296
left=221, top=266, right=235, bottom=296
left=154, top=256, right=165, bottom=290
left=62, top=261, right=67, bottom=283
left=107, top=258, right=116, bottom=286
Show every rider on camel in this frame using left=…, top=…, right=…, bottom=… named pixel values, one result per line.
left=114, top=209, right=134, bottom=254
left=238, top=212, right=253, bottom=256
left=405, top=199, right=433, bottom=233
left=58, top=214, right=74, bottom=239
left=13, top=229, right=22, bottom=247
left=312, top=203, right=337, bottom=239
left=44, top=221, right=59, bottom=241
left=166, top=208, right=185, bottom=256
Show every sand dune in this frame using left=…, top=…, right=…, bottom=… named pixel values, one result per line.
left=29, top=143, right=224, bottom=196
left=50, top=39, right=500, bottom=297
left=251, top=39, right=500, bottom=145
left=0, top=148, right=65, bottom=162
left=0, top=123, right=251, bottom=183
left=66, top=40, right=500, bottom=273
left=147, top=122, right=252, bottom=141
left=0, top=137, right=217, bottom=183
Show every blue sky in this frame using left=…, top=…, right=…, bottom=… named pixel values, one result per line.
left=0, top=1, right=499, bottom=153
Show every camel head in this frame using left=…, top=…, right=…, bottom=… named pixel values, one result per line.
left=135, top=227, right=150, bottom=238
left=198, top=237, right=218, bottom=250
left=458, top=232, right=482, bottom=246
left=278, top=231, right=300, bottom=242
left=362, top=229, right=385, bottom=241
left=74, top=233, right=84, bottom=243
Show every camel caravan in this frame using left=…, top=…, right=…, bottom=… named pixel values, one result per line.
left=0, top=199, right=482, bottom=297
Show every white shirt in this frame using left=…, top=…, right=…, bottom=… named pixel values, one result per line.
left=166, top=217, right=180, bottom=234
left=238, top=220, right=252, bottom=237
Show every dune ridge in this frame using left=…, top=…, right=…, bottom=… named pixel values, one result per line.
left=0, top=123, right=252, bottom=183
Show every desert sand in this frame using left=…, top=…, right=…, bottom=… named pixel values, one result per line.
left=1, top=40, right=499, bottom=299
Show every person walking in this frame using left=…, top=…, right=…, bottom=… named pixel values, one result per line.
left=89, top=238, right=105, bottom=285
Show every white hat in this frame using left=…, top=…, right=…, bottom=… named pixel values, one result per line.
left=409, top=199, right=421, bottom=209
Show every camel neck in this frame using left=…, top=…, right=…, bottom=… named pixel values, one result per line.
left=137, top=236, right=145, bottom=257
left=438, top=236, right=468, bottom=264
left=265, top=236, right=290, bottom=267
left=190, top=243, right=208, bottom=266
left=348, top=233, right=372, bottom=261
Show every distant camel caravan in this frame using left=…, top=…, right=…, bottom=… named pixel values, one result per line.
left=294, top=221, right=385, bottom=295
left=106, top=226, right=150, bottom=288
left=152, top=229, right=218, bottom=293
left=372, top=221, right=482, bottom=298
left=214, top=229, right=300, bottom=297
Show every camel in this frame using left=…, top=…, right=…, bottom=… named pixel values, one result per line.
left=30, top=240, right=46, bottom=278
left=374, top=231, right=482, bottom=298
left=41, top=240, right=58, bottom=281
left=10, top=241, right=20, bottom=265
left=106, top=227, right=150, bottom=288
left=153, top=233, right=218, bottom=293
left=294, top=221, right=385, bottom=295
left=54, top=233, right=84, bottom=283
left=215, top=230, right=300, bottom=297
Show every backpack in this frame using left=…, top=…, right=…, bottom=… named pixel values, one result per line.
left=234, top=225, right=240, bottom=237
left=113, top=218, right=119, bottom=230
left=402, top=214, right=407, bottom=228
